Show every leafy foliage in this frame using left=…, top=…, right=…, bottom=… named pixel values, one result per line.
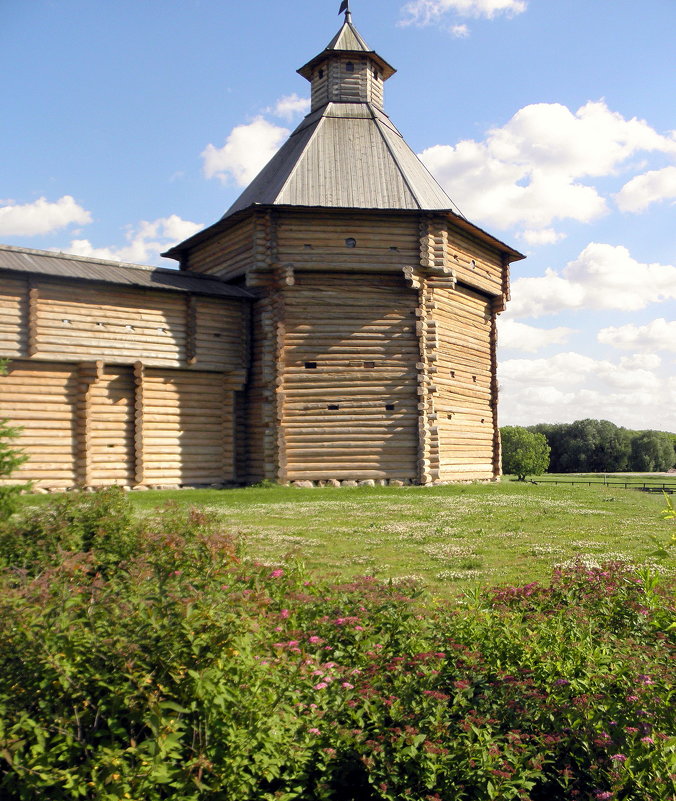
left=530, top=419, right=675, bottom=474
left=0, top=359, right=28, bottom=521
left=501, top=426, right=550, bottom=480
left=1, top=491, right=674, bottom=800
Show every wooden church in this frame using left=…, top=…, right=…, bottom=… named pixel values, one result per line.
left=0, top=9, right=524, bottom=491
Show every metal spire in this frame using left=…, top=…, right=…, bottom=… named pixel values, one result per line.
left=338, top=0, right=351, bottom=22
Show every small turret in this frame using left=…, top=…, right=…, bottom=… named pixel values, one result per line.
left=297, top=14, right=395, bottom=112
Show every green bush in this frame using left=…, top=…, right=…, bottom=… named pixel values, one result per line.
left=0, top=487, right=138, bottom=571
left=501, top=426, right=550, bottom=481
left=0, top=496, right=674, bottom=800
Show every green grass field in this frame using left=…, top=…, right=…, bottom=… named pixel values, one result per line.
left=46, top=477, right=666, bottom=596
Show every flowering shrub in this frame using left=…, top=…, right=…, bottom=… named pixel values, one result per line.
left=0, top=492, right=674, bottom=800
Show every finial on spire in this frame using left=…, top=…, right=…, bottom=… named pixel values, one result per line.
left=338, top=0, right=351, bottom=21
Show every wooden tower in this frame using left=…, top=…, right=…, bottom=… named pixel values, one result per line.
left=0, top=10, right=524, bottom=490
left=166, top=10, right=524, bottom=486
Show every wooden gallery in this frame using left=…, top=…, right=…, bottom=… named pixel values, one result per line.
left=0, top=13, right=524, bottom=491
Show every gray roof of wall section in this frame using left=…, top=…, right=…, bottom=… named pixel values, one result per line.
left=0, top=245, right=253, bottom=299
left=223, top=103, right=456, bottom=217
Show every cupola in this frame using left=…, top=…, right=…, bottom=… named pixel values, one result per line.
left=297, top=10, right=395, bottom=112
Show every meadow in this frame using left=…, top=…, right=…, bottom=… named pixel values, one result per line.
left=108, top=479, right=671, bottom=596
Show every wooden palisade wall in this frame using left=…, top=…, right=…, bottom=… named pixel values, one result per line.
left=0, top=274, right=248, bottom=489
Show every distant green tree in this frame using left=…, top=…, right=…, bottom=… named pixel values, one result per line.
left=630, top=430, right=675, bottom=472
left=0, top=360, right=28, bottom=521
left=501, top=426, right=550, bottom=481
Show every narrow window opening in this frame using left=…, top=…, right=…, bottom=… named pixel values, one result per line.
left=125, top=325, right=134, bottom=331
left=346, top=61, right=354, bottom=72
left=470, top=259, right=477, bottom=270
left=318, top=69, right=324, bottom=79
left=481, top=418, right=485, bottom=424
left=472, top=375, right=477, bottom=382
left=363, top=361, right=375, bottom=369
left=373, top=69, right=379, bottom=79
left=305, top=362, right=317, bottom=369
left=385, top=403, right=395, bottom=411
left=450, top=370, right=455, bottom=378
left=62, top=319, right=71, bottom=325
left=345, top=237, right=356, bottom=248
left=447, top=413, right=454, bottom=420
left=304, top=243, right=312, bottom=249
left=213, top=332, right=222, bottom=338
left=389, top=246, right=398, bottom=251
left=328, top=403, right=340, bottom=410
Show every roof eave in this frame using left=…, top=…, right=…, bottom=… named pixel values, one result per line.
left=297, top=49, right=396, bottom=81
left=164, top=203, right=525, bottom=264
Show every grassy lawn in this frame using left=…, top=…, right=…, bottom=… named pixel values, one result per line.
left=28, top=478, right=662, bottom=597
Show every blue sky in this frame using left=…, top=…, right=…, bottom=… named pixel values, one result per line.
left=2, top=0, right=675, bottom=432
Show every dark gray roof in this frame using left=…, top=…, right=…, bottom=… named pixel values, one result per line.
left=224, top=102, right=456, bottom=217
left=0, top=245, right=252, bottom=299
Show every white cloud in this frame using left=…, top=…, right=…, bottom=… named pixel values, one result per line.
left=419, top=101, right=676, bottom=238
left=598, top=318, right=676, bottom=353
left=0, top=196, right=91, bottom=237
left=619, top=353, right=662, bottom=370
left=65, top=215, right=202, bottom=265
left=498, top=319, right=575, bottom=352
left=449, top=24, right=470, bottom=37
left=614, top=165, right=676, bottom=213
left=400, top=0, right=527, bottom=26
left=267, top=93, right=310, bottom=121
left=507, top=243, right=676, bottom=318
left=498, top=351, right=675, bottom=430
left=202, top=117, right=290, bottom=187
left=518, top=228, right=566, bottom=246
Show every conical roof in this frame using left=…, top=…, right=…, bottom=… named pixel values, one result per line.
left=222, top=16, right=456, bottom=219
left=224, top=103, right=455, bottom=215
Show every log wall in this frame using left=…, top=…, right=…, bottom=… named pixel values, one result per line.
left=280, top=272, right=419, bottom=481
left=430, top=284, right=496, bottom=481
left=0, top=275, right=247, bottom=372
left=0, top=360, right=240, bottom=489
left=0, top=274, right=250, bottom=489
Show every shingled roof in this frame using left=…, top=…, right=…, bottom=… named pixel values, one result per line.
left=223, top=15, right=456, bottom=219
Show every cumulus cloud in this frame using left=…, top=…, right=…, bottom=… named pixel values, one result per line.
left=65, top=215, right=202, bottom=266
left=202, top=117, right=290, bottom=187
left=598, top=318, right=676, bottom=353
left=498, top=319, right=575, bottom=352
left=400, top=0, right=527, bottom=26
left=498, top=351, right=675, bottom=430
left=267, top=93, right=310, bottom=121
left=506, top=243, right=676, bottom=318
left=419, top=101, right=676, bottom=238
left=614, top=165, right=676, bottom=213
left=0, top=196, right=92, bottom=237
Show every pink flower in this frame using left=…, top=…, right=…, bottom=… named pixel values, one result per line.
left=308, top=728, right=321, bottom=735
left=594, top=792, right=613, bottom=800
left=641, top=736, right=655, bottom=745
left=308, top=636, right=323, bottom=644
left=610, top=754, right=627, bottom=762
left=314, top=682, right=329, bottom=690
left=342, top=682, right=354, bottom=689
left=280, top=609, right=290, bottom=618
left=270, top=569, right=284, bottom=578
left=355, top=625, right=364, bottom=631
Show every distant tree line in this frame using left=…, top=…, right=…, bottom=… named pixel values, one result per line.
left=526, top=419, right=676, bottom=473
